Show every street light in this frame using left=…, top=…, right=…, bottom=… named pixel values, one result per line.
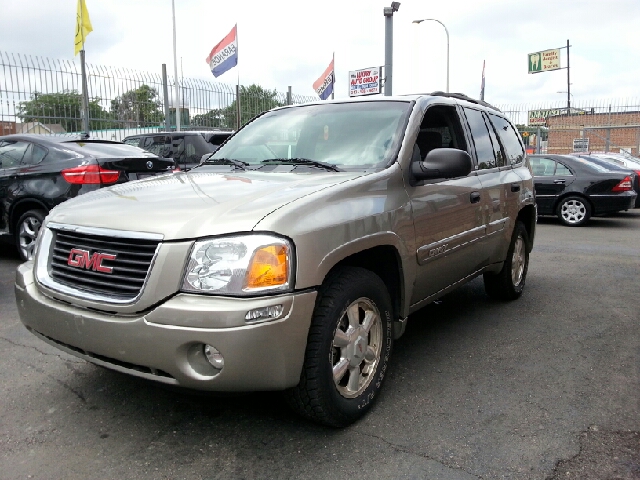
left=412, top=18, right=449, bottom=93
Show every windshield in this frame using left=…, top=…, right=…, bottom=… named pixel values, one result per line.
left=208, top=101, right=412, bottom=171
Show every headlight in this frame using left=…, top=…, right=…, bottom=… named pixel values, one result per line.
left=181, top=234, right=294, bottom=295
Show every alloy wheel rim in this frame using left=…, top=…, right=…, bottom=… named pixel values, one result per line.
left=18, top=216, right=41, bottom=260
left=511, top=235, right=526, bottom=286
left=331, top=297, right=383, bottom=399
left=561, top=199, right=586, bottom=224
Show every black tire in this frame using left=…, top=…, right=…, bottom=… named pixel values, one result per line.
left=556, top=195, right=591, bottom=226
left=15, top=209, right=46, bottom=261
left=286, top=267, right=393, bottom=427
left=483, top=221, right=529, bottom=301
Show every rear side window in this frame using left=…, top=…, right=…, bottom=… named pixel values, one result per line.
left=142, top=136, right=169, bottom=156
left=123, top=137, right=140, bottom=147
left=21, top=144, right=48, bottom=165
left=463, top=108, right=498, bottom=169
left=0, top=141, right=30, bottom=168
left=488, top=114, right=525, bottom=165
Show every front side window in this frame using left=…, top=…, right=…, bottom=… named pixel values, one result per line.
left=209, top=101, right=412, bottom=170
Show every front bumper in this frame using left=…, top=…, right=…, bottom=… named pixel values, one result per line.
left=15, top=262, right=317, bottom=391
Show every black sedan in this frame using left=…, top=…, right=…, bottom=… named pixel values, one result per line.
left=529, top=154, right=637, bottom=226
left=0, top=134, right=175, bottom=260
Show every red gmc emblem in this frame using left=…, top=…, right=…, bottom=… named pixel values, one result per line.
left=67, top=248, right=117, bottom=273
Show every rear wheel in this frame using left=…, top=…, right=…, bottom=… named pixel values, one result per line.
left=484, top=221, right=529, bottom=300
left=286, top=267, right=393, bottom=427
left=557, top=196, right=591, bottom=226
left=15, top=209, right=46, bottom=261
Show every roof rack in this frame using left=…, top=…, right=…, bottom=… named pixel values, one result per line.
left=427, top=91, right=501, bottom=112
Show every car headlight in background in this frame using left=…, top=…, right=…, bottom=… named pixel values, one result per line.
left=181, top=234, right=293, bottom=296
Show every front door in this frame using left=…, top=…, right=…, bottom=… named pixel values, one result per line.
left=408, top=105, right=487, bottom=306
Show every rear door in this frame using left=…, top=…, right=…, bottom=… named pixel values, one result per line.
left=461, top=108, right=524, bottom=263
left=0, top=140, right=29, bottom=231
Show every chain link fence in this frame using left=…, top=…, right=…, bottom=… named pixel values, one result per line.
left=0, top=51, right=316, bottom=140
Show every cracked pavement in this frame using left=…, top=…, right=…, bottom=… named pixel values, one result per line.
left=0, top=212, right=639, bottom=479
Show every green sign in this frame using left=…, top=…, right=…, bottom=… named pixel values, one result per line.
left=528, top=49, right=561, bottom=74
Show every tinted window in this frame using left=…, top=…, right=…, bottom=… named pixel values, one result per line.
left=489, top=114, right=525, bottom=165
left=463, top=108, right=497, bottom=169
left=21, top=144, right=48, bottom=165
left=483, top=113, right=506, bottom=167
left=123, top=137, right=141, bottom=147
left=0, top=141, right=30, bottom=168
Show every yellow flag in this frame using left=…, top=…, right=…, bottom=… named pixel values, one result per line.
left=74, top=0, right=93, bottom=56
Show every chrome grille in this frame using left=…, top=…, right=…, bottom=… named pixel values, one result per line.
left=49, top=229, right=160, bottom=300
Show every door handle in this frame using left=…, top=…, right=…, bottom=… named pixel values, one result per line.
left=554, top=179, right=566, bottom=184
left=470, top=191, right=481, bottom=204
left=511, top=183, right=520, bottom=192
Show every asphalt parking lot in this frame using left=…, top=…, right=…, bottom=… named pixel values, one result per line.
left=1, top=212, right=639, bottom=479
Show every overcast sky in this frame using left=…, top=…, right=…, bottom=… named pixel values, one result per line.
left=1, top=0, right=639, bottom=108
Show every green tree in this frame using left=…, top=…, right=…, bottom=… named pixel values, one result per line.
left=192, top=84, right=285, bottom=129
left=17, top=90, right=112, bottom=132
left=110, top=84, right=164, bottom=127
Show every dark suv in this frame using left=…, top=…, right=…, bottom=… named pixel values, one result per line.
left=123, top=130, right=234, bottom=171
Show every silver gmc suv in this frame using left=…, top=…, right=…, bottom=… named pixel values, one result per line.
left=15, top=93, right=536, bottom=427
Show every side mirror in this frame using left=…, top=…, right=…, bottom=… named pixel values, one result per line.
left=411, top=148, right=473, bottom=180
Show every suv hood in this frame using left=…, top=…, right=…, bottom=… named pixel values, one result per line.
left=46, top=170, right=363, bottom=240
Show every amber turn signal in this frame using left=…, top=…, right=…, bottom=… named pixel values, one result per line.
left=245, top=245, right=289, bottom=289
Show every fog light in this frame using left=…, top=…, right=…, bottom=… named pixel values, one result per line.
left=203, top=344, right=224, bottom=370
left=245, top=304, right=284, bottom=322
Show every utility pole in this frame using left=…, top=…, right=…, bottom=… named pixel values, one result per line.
left=383, top=2, right=401, bottom=96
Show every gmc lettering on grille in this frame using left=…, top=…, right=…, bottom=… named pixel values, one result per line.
left=67, top=248, right=117, bottom=273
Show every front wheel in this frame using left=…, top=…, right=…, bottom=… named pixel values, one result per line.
left=484, top=221, right=530, bottom=301
left=286, top=267, right=393, bottom=427
left=15, top=209, right=46, bottom=261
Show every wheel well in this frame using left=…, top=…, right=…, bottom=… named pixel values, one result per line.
left=326, top=246, right=403, bottom=320
left=9, top=200, right=48, bottom=235
left=516, top=204, right=536, bottom=247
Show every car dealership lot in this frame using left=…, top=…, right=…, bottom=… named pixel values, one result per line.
left=1, top=213, right=639, bottom=479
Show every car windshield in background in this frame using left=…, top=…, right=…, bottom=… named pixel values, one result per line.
left=207, top=101, right=412, bottom=171
left=61, top=141, right=151, bottom=158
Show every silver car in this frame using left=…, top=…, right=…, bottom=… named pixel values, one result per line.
left=16, top=93, right=536, bottom=426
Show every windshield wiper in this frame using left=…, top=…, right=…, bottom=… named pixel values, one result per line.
left=201, top=157, right=248, bottom=170
left=261, top=158, right=342, bottom=172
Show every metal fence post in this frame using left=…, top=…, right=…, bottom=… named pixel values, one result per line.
left=235, top=84, right=241, bottom=131
left=536, top=126, right=541, bottom=154
left=287, top=86, right=292, bottom=106
left=162, top=64, right=170, bottom=132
